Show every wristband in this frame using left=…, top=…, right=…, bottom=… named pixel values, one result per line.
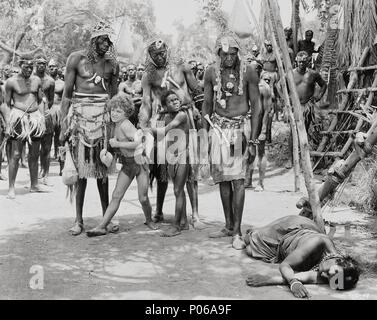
left=248, top=139, right=260, bottom=146
left=289, top=279, right=302, bottom=291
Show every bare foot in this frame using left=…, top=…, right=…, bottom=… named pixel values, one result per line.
left=69, top=222, right=84, bottom=236
left=192, top=219, right=207, bottom=230
left=6, top=189, right=16, bottom=200
left=232, top=235, right=246, bottom=250
left=160, top=226, right=181, bottom=237
left=107, top=222, right=120, bottom=233
left=41, top=177, right=53, bottom=187
left=254, top=185, right=264, bottom=192
left=245, top=184, right=255, bottom=190
left=180, top=223, right=189, bottom=231
left=0, top=173, right=7, bottom=181
left=86, top=227, right=107, bottom=237
left=153, top=213, right=164, bottom=223
left=209, top=228, right=233, bottom=238
left=30, top=185, right=49, bottom=193
left=144, top=221, right=159, bottom=230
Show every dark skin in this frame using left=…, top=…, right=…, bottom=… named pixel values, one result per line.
left=4, top=60, right=44, bottom=199
left=34, top=60, right=55, bottom=184
left=294, top=56, right=327, bottom=105
left=202, top=47, right=261, bottom=238
left=59, top=35, right=119, bottom=236
left=49, top=63, right=65, bottom=164
left=151, top=94, right=190, bottom=237
left=298, top=32, right=317, bottom=57
left=245, top=231, right=341, bottom=299
left=139, top=45, right=205, bottom=229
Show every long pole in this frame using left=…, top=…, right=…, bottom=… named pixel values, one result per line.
left=266, top=10, right=301, bottom=192
left=267, top=0, right=325, bottom=233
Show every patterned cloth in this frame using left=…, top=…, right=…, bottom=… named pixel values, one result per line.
left=210, top=112, right=251, bottom=184
left=67, top=93, right=112, bottom=180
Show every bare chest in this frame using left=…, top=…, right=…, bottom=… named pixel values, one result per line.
left=13, top=78, right=39, bottom=95
left=77, top=58, right=113, bottom=81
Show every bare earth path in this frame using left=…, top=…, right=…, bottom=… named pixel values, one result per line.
left=1, top=159, right=377, bottom=300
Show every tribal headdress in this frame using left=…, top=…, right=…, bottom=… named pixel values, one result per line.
left=48, top=59, right=58, bottom=67
left=144, top=36, right=170, bottom=82
left=214, top=30, right=246, bottom=106
left=87, top=20, right=118, bottom=74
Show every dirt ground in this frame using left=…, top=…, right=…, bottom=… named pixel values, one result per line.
left=1, top=149, right=377, bottom=300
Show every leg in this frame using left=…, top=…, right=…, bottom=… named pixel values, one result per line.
left=161, top=165, right=188, bottom=237
left=245, top=151, right=256, bottom=189
left=70, top=178, right=87, bottom=236
left=39, top=133, right=53, bottom=185
left=255, top=143, right=267, bottom=192
left=28, top=139, right=44, bottom=192
left=186, top=179, right=206, bottom=230
left=136, top=168, right=158, bottom=230
left=21, top=143, right=27, bottom=168
left=87, top=171, right=133, bottom=237
left=97, top=178, right=109, bottom=216
left=209, top=181, right=234, bottom=238
left=154, top=179, right=168, bottom=222
left=231, top=179, right=246, bottom=250
left=0, top=133, right=7, bottom=181
left=54, top=125, right=60, bottom=159
left=7, top=139, right=23, bottom=199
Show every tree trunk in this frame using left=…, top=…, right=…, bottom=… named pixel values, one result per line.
left=291, top=0, right=300, bottom=56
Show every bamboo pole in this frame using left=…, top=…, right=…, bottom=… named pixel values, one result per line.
left=267, top=0, right=325, bottom=232
left=266, top=7, right=300, bottom=192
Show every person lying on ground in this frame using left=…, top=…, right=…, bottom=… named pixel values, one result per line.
left=86, top=94, right=158, bottom=237
left=244, top=215, right=361, bottom=299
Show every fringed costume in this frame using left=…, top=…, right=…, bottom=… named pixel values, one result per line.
left=66, top=93, right=113, bottom=180
left=8, top=108, right=45, bottom=143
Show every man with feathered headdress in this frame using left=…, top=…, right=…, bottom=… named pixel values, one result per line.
left=59, top=20, right=119, bottom=236
left=3, top=54, right=46, bottom=199
left=139, top=36, right=207, bottom=232
left=202, top=30, right=261, bottom=250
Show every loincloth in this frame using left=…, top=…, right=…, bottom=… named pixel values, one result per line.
left=67, top=93, right=112, bottom=180
left=8, top=108, right=45, bottom=143
left=120, top=155, right=148, bottom=179
left=302, top=100, right=317, bottom=130
left=210, top=112, right=251, bottom=184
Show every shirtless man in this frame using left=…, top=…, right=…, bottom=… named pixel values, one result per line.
left=60, top=21, right=119, bottom=236
left=245, top=72, right=273, bottom=191
left=118, top=64, right=142, bottom=126
left=139, top=38, right=206, bottom=230
left=33, top=55, right=55, bottom=186
left=48, top=59, right=65, bottom=168
left=293, top=51, right=327, bottom=133
left=136, top=64, right=145, bottom=81
left=203, top=31, right=261, bottom=250
left=4, top=55, right=46, bottom=199
left=298, top=30, right=317, bottom=65
left=258, top=40, right=280, bottom=121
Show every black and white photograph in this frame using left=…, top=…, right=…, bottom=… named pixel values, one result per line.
left=0, top=0, right=377, bottom=303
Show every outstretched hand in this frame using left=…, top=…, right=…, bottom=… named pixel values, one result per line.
left=290, top=281, right=311, bottom=299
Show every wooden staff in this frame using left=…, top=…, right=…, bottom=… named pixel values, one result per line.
left=266, top=9, right=301, bottom=192
left=267, top=0, right=325, bottom=233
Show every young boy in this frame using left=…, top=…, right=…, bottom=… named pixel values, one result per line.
left=86, top=94, right=158, bottom=237
left=152, top=90, right=190, bottom=237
